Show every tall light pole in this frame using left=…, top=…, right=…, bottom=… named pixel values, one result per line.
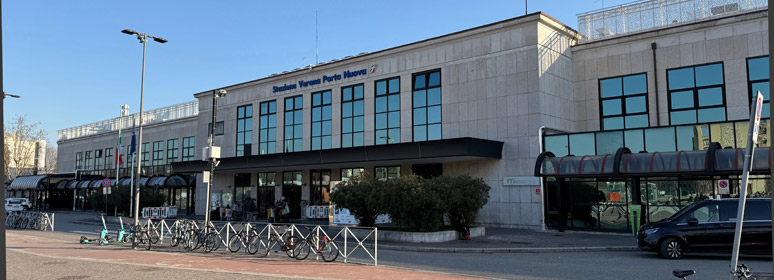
left=120, top=29, right=167, bottom=237
left=204, top=89, right=226, bottom=229
left=1, top=92, right=20, bottom=276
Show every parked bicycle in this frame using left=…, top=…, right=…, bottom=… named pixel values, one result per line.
left=183, top=222, right=220, bottom=253
left=130, top=224, right=151, bottom=250
left=248, top=224, right=299, bottom=258
left=228, top=222, right=257, bottom=253
left=293, top=226, right=340, bottom=262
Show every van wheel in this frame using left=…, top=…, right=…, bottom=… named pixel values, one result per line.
left=660, top=238, right=685, bottom=259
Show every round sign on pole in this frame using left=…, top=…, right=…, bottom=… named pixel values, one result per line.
left=718, top=179, right=730, bottom=195
left=101, top=178, right=112, bottom=187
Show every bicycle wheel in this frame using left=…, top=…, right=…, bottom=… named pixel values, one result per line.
left=294, top=239, right=311, bottom=260
left=149, top=228, right=160, bottom=244
left=247, top=235, right=267, bottom=255
left=284, top=236, right=300, bottom=258
left=140, top=232, right=151, bottom=250
left=170, top=231, right=180, bottom=247
left=204, top=232, right=220, bottom=253
left=228, top=234, right=243, bottom=253
left=320, top=240, right=340, bottom=262
left=186, top=230, right=199, bottom=251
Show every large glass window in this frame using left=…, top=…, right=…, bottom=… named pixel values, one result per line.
left=747, top=56, right=769, bottom=118
left=152, top=141, right=164, bottom=166
left=413, top=70, right=442, bottom=141
left=375, top=166, right=400, bottom=181
left=341, top=84, right=364, bottom=148
left=599, top=73, right=648, bottom=129
left=667, top=63, right=726, bottom=125
left=259, top=101, right=277, bottom=155
left=257, top=172, right=276, bottom=217
left=84, top=151, right=93, bottom=170
left=141, top=142, right=150, bottom=166
left=375, top=77, right=401, bottom=145
left=284, top=96, right=303, bottom=152
left=105, top=148, right=114, bottom=169
left=75, top=152, right=83, bottom=170
left=94, top=149, right=103, bottom=170
left=208, top=121, right=225, bottom=136
left=182, top=137, right=195, bottom=161
left=167, top=139, right=179, bottom=163
left=341, top=168, right=365, bottom=182
left=311, top=90, right=332, bottom=150
left=236, top=104, right=253, bottom=156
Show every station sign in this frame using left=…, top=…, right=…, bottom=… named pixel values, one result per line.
left=503, top=176, right=541, bottom=186
left=272, top=64, right=378, bottom=93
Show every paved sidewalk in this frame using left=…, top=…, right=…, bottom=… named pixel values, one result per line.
left=62, top=211, right=637, bottom=254
left=7, top=230, right=477, bottom=280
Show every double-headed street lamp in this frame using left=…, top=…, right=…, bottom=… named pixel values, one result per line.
left=120, top=29, right=167, bottom=232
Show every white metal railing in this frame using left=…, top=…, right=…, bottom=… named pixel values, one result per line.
left=57, top=101, right=199, bottom=141
left=577, top=0, right=768, bottom=42
left=124, top=219, right=378, bottom=266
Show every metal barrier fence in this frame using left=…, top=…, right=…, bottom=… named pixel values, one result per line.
left=136, top=218, right=378, bottom=266
left=577, top=0, right=768, bottom=41
left=5, top=211, right=54, bottom=231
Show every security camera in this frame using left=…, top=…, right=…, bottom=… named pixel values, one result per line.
left=216, top=89, right=227, bottom=97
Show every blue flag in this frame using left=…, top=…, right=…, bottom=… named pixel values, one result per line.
left=130, top=122, right=137, bottom=155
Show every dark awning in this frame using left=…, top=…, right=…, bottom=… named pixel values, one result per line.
left=536, top=142, right=771, bottom=178
left=55, top=180, right=70, bottom=190
left=7, top=175, right=48, bottom=190
left=172, top=137, right=503, bottom=173
left=66, top=180, right=79, bottom=190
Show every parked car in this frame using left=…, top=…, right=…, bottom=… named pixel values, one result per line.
left=5, top=198, right=32, bottom=212
left=637, top=198, right=772, bottom=259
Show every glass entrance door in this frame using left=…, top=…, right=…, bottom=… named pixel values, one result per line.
left=310, top=170, right=331, bottom=206
left=282, top=171, right=302, bottom=219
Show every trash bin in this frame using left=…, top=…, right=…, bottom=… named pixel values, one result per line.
left=629, top=204, right=641, bottom=236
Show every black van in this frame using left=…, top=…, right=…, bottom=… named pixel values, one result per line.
left=637, top=198, right=772, bottom=259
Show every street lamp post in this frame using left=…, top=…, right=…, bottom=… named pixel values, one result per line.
left=204, top=89, right=227, bottom=230
left=120, top=29, right=167, bottom=241
left=1, top=92, right=20, bottom=274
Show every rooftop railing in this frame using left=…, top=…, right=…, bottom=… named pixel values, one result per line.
left=57, top=101, right=199, bottom=142
left=577, top=0, right=768, bottom=42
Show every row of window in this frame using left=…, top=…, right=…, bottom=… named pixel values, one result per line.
left=75, top=136, right=195, bottom=171
left=600, top=56, right=770, bottom=130
left=238, top=70, right=442, bottom=155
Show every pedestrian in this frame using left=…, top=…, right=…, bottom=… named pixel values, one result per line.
left=225, top=205, right=233, bottom=221
left=245, top=198, right=256, bottom=222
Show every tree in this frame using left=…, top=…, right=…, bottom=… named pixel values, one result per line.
left=444, top=175, right=490, bottom=237
left=329, top=172, right=387, bottom=227
left=4, top=116, right=46, bottom=180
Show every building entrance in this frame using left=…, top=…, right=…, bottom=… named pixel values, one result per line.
left=310, top=170, right=331, bottom=206
left=282, top=171, right=302, bottom=219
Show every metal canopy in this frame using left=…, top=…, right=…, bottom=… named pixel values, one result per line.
left=7, top=175, right=48, bottom=190
left=536, top=142, right=771, bottom=178
left=171, top=137, right=504, bottom=173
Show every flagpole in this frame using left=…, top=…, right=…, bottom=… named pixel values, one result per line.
left=116, top=110, right=122, bottom=216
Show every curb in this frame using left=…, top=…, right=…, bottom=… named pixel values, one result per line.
left=377, top=244, right=638, bottom=253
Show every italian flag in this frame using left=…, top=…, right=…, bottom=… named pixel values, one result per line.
left=116, top=128, right=123, bottom=166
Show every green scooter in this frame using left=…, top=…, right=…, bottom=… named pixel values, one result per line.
left=79, top=216, right=112, bottom=245
left=117, top=216, right=128, bottom=243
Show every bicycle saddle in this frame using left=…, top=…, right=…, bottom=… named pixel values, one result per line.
left=672, top=270, right=695, bottom=278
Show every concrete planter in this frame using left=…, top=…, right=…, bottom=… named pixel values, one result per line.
left=351, top=227, right=485, bottom=243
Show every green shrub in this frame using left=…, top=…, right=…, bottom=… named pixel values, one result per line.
left=383, top=174, right=448, bottom=232
left=444, top=175, right=490, bottom=235
left=329, top=172, right=387, bottom=227
left=88, top=185, right=166, bottom=216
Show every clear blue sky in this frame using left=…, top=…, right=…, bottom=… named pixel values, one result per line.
left=3, top=0, right=630, bottom=145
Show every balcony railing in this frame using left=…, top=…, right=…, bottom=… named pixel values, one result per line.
left=577, top=0, right=768, bottom=42
left=57, top=101, right=199, bottom=142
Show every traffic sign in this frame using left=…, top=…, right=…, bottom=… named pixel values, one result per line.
left=102, top=179, right=112, bottom=195
left=717, top=179, right=729, bottom=195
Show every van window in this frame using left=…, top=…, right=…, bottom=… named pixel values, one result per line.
left=724, top=201, right=772, bottom=221
left=680, top=204, right=720, bottom=223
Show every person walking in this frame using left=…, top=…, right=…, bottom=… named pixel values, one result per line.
left=245, top=198, right=256, bottom=222
left=225, top=205, right=233, bottom=221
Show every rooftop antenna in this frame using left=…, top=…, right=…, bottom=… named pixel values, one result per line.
left=315, top=10, right=318, bottom=65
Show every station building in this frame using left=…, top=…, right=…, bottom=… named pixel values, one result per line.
left=46, top=0, right=769, bottom=232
